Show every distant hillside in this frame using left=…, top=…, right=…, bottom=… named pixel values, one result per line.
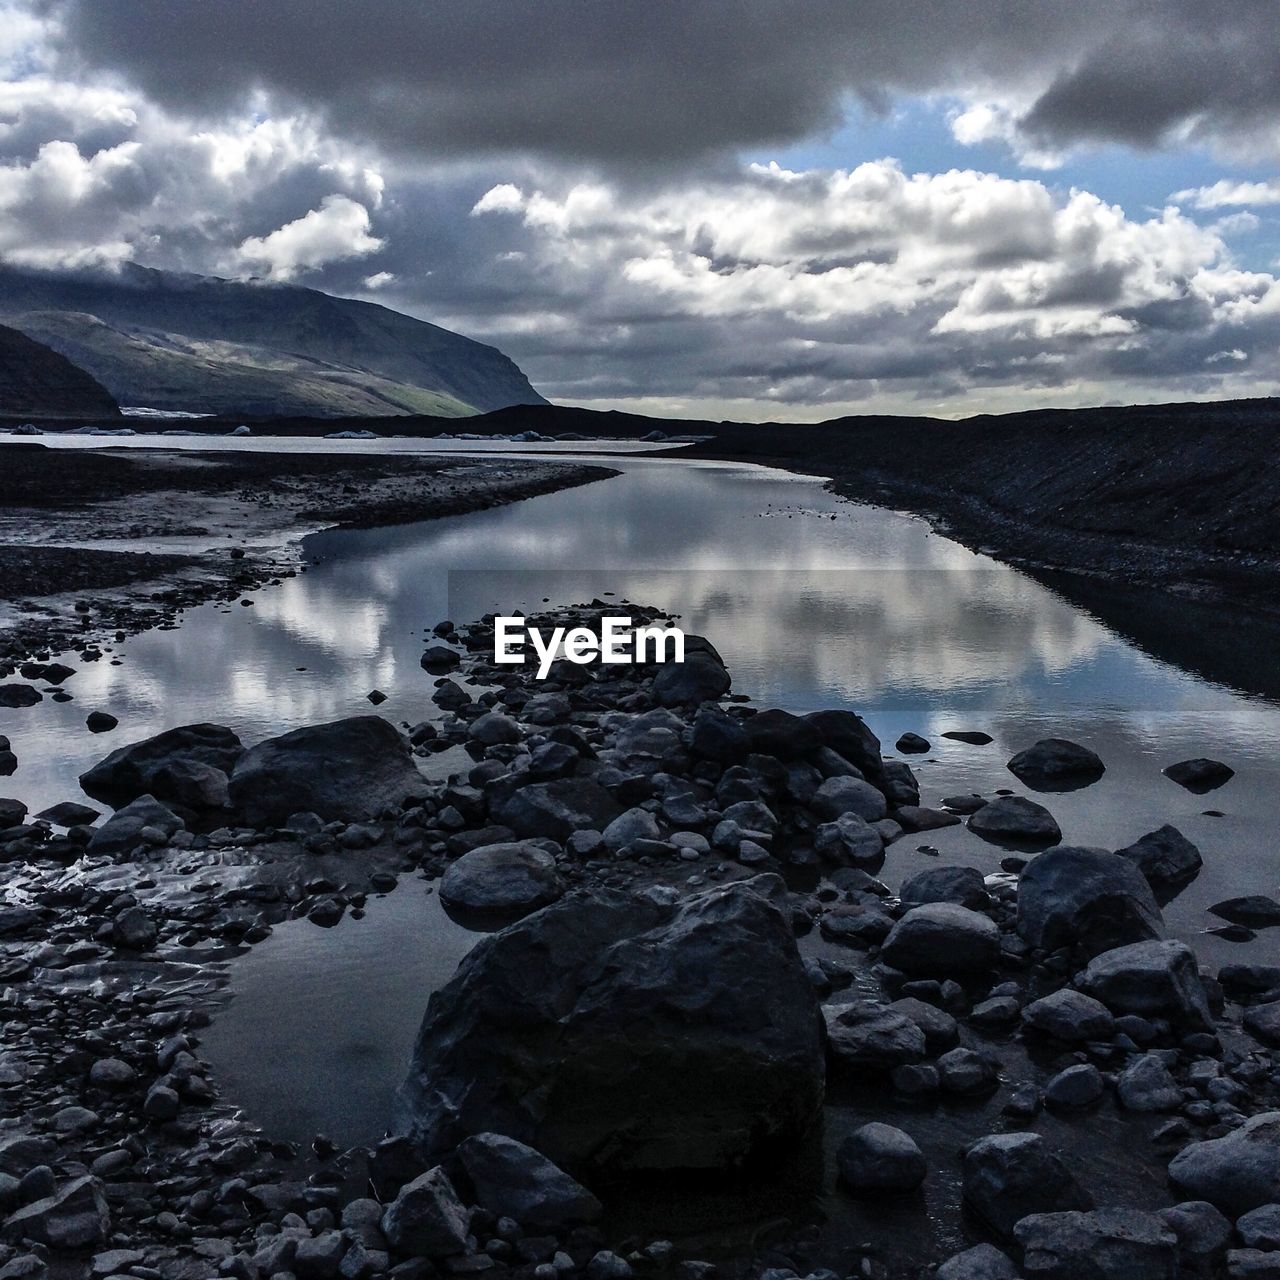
left=0, top=263, right=546, bottom=418
left=0, top=322, right=120, bottom=419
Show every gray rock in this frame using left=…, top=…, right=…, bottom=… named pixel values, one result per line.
left=935, top=1244, right=1019, bottom=1280
left=880, top=903, right=999, bottom=976
left=813, top=813, right=884, bottom=867
left=962, top=1132, right=1093, bottom=1240
left=1237, top=1204, right=1280, bottom=1251
left=1115, top=825, right=1203, bottom=895
left=812, top=776, right=887, bottom=823
left=1168, top=1113, right=1280, bottom=1215
left=1044, top=1063, right=1104, bottom=1109
left=887, top=997, right=959, bottom=1053
left=937, top=1047, right=999, bottom=1097
left=1, top=1175, right=109, bottom=1248
left=894, top=805, right=961, bottom=832
left=1021, top=989, right=1116, bottom=1042
left=86, top=795, right=184, bottom=856
left=651, top=652, right=730, bottom=707
left=1164, top=758, right=1234, bottom=792
left=1079, top=940, right=1212, bottom=1029
left=457, top=1133, right=601, bottom=1231
left=440, top=843, right=565, bottom=920
left=79, top=723, right=242, bottom=811
left=896, top=732, right=930, bottom=753
left=295, top=1230, right=346, bottom=1279
left=1014, top=1208, right=1178, bottom=1279
left=1210, top=897, right=1280, bottom=928
left=969, top=795, right=1062, bottom=847
left=229, top=717, right=425, bottom=825
left=33, top=801, right=99, bottom=827
left=823, top=1001, right=926, bottom=1071
left=1244, top=1001, right=1280, bottom=1047
left=1157, top=1201, right=1231, bottom=1276
left=602, top=806, right=663, bottom=852
left=1017, top=846, right=1163, bottom=957
left=420, top=646, right=461, bottom=672
left=468, top=712, right=521, bottom=747
left=741, top=708, right=822, bottom=759
left=805, top=709, right=885, bottom=780
left=379, top=1166, right=470, bottom=1257
left=398, top=878, right=824, bottom=1173
left=111, top=906, right=157, bottom=950
left=1007, top=738, right=1105, bottom=787
left=1226, top=1247, right=1280, bottom=1276
left=492, top=778, right=621, bottom=842
left=1117, top=1053, right=1183, bottom=1112
left=899, top=865, right=989, bottom=910
left=836, top=1122, right=926, bottom=1193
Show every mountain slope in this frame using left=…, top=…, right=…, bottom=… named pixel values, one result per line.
left=0, top=322, right=121, bottom=419
left=0, top=264, right=545, bottom=418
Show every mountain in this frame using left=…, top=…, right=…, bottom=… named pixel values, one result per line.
left=0, top=322, right=121, bottom=419
left=0, top=263, right=545, bottom=418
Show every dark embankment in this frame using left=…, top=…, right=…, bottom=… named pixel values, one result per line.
left=0, top=322, right=120, bottom=419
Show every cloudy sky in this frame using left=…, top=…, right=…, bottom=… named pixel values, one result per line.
left=2, top=1, right=1278, bottom=420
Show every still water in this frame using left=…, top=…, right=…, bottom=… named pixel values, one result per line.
left=4, top=446, right=1279, bottom=1244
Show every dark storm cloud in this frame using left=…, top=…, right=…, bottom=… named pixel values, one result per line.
left=47, top=0, right=1280, bottom=162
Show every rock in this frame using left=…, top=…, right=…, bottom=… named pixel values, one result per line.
left=1, top=1175, right=109, bottom=1248
left=1014, top=1208, right=1178, bottom=1280
left=85, top=711, right=117, bottom=733
left=899, top=865, right=989, bottom=910
left=880, top=760, right=920, bottom=807
left=440, top=843, right=565, bottom=920
left=1007, top=739, right=1105, bottom=787
left=34, top=801, right=99, bottom=827
left=1169, top=1114, right=1280, bottom=1215
left=1164, top=758, right=1234, bottom=792
left=398, top=878, right=825, bottom=1173
left=942, top=730, right=993, bottom=745
left=0, top=685, right=41, bottom=708
left=936, top=1244, right=1019, bottom=1280
left=894, top=805, right=960, bottom=832
left=0, top=798, right=26, bottom=828
left=1226, top=1247, right=1280, bottom=1277
left=805, top=709, right=884, bottom=780
left=813, top=813, right=884, bottom=867
left=79, top=723, right=243, bottom=810
left=651, top=652, right=730, bottom=707
left=85, top=795, right=184, bottom=856
left=1244, top=1001, right=1280, bottom=1047
left=824, top=1001, right=926, bottom=1070
left=380, top=1166, right=470, bottom=1257
left=111, top=906, right=157, bottom=950
left=1017, top=847, right=1163, bottom=957
left=1021, top=989, right=1115, bottom=1042
left=969, top=795, right=1062, bottom=847
left=1044, top=1063, right=1104, bottom=1109
left=888, top=997, right=959, bottom=1053
left=1116, top=825, right=1203, bottom=896
left=880, top=903, right=999, bottom=976
left=295, top=1230, right=346, bottom=1278
left=1157, top=1201, right=1231, bottom=1276
left=457, top=1133, right=601, bottom=1231
left=836, top=1122, right=926, bottom=1193
left=1117, top=1053, right=1183, bottom=1112
left=1210, top=897, right=1280, bottom=928
left=1079, top=940, right=1212, bottom=1028
left=688, top=708, right=748, bottom=761
left=811, top=776, right=887, bottom=823
left=229, top=716, right=424, bottom=825
left=88, top=1058, right=136, bottom=1089
left=962, top=1132, right=1093, bottom=1240
left=492, top=779, right=621, bottom=842
left=421, top=646, right=461, bottom=672
left=151, top=758, right=231, bottom=812
left=468, top=712, right=521, bottom=747
left=741, top=708, right=822, bottom=759
left=1237, top=1204, right=1280, bottom=1251
left=937, top=1047, right=999, bottom=1096
left=896, top=732, right=930, bottom=753
left=602, top=806, right=662, bottom=852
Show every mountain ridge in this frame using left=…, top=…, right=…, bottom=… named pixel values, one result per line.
left=0, top=321, right=121, bottom=419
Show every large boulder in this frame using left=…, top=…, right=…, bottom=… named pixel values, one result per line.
left=1163, top=758, right=1234, bottom=792
left=900, top=866, right=989, bottom=911
left=1, top=1175, right=109, bottom=1248
left=79, top=723, right=242, bottom=814
left=813, top=813, right=884, bottom=867
left=1168, top=1113, right=1280, bottom=1215
left=85, top=795, right=184, bottom=856
left=1021, top=989, right=1115, bottom=1043
left=379, top=1166, right=470, bottom=1257
left=836, top=1122, right=927, bottom=1194
left=823, top=1000, right=926, bottom=1070
left=969, top=796, right=1062, bottom=847
left=228, top=717, right=425, bottom=825
left=1115, top=825, right=1203, bottom=898
left=1078, top=940, right=1213, bottom=1029
left=1007, top=739, right=1105, bottom=789
left=1013, top=1209, right=1178, bottom=1280
left=1017, top=847, right=1163, bottom=957
left=439, top=843, right=565, bottom=921
left=742, top=709, right=822, bottom=759
left=397, top=877, right=824, bottom=1173
left=812, top=776, right=887, bottom=823
left=805, top=710, right=884, bottom=781
left=651, top=651, right=730, bottom=707
left=491, top=778, right=621, bottom=842
left=880, top=903, right=999, bottom=976
left=456, top=1134, right=601, bottom=1232
left=962, top=1133, right=1093, bottom=1241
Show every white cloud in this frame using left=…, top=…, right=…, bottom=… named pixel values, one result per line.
left=233, top=194, right=383, bottom=279
left=1173, top=179, right=1280, bottom=209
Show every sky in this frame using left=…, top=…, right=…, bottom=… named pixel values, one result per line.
left=1, top=1, right=1278, bottom=421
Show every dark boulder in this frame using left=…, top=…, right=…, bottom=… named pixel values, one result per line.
left=805, top=710, right=884, bottom=781
left=742, top=708, right=822, bottom=759
left=650, top=652, right=730, bottom=707
left=456, top=1133, right=601, bottom=1231
left=880, top=903, right=999, bottom=976
left=397, top=877, right=825, bottom=1173
left=1078, top=940, right=1213, bottom=1028
left=228, top=716, right=424, bottom=825
left=491, top=778, right=621, bottom=842
left=895, top=732, right=930, bottom=753
left=86, top=795, right=184, bottom=856
left=1163, top=758, right=1234, bottom=792
left=0, top=684, right=41, bottom=708
left=79, top=723, right=243, bottom=812
left=1115, top=825, right=1203, bottom=898
left=1013, top=1209, right=1178, bottom=1280
left=968, top=796, right=1061, bottom=848
left=1007, top=739, right=1105, bottom=790
left=962, top=1132, right=1093, bottom=1241
left=900, top=866, right=989, bottom=911
left=1167, top=1112, right=1280, bottom=1215
left=440, top=843, right=565, bottom=921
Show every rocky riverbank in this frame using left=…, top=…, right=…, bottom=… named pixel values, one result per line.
left=2, top=603, right=1279, bottom=1280
left=0, top=445, right=616, bottom=670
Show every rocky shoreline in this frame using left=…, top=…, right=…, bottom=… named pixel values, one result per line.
left=0, top=446, right=616, bottom=671
left=2, top=602, right=1279, bottom=1280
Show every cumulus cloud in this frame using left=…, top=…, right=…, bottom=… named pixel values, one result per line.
left=232, top=194, right=383, bottom=279
left=1174, top=179, right=1280, bottom=209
